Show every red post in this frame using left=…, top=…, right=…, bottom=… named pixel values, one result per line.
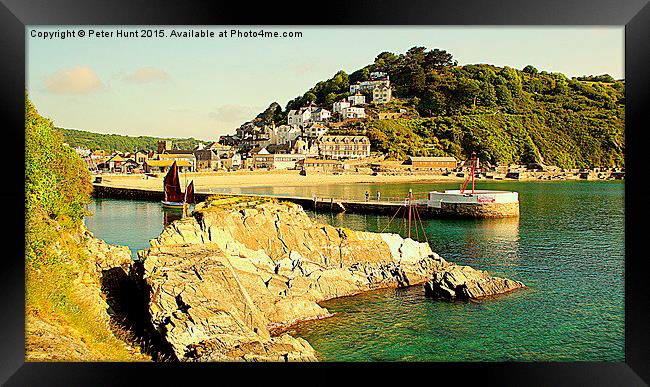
left=407, top=189, right=413, bottom=239
left=471, top=154, right=475, bottom=194
left=461, top=152, right=478, bottom=195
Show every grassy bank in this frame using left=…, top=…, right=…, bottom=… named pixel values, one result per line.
left=25, top=96, right=146, bottom=361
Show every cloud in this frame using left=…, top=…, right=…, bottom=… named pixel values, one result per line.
left=44, top=66, right=105, bottom=94
left=208, top=105, right=258, bottom=123
left=120, top=67, right=170, bottom=83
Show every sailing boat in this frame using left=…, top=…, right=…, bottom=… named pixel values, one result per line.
left=162, top=161, right=195, bottom=209
left=184, top=180, right=195, bottom=206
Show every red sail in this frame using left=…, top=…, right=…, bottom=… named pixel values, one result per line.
left=184, top=180, right=195, bottom=204
left=163, top=161, right=183, bottom=202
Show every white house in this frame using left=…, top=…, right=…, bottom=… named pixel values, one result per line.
left=303, top=123, right=329, bottom=138
left=349, top=83, right=360, bottom=94
left=341, top=106, right=366, bottom=119
left=288, top=109, right=311, bottom=126
left=373, top=85, right=392, bottom=103
left=221, top=153, right=242, bottom=170
left=350, top=78, right=390, bottom=94
left=347, top=93, right=366, bottom=106
left=311, top=107, right=331, bottom=122
left=333, top=99, right=351, bottom=114
left=287, top=105, right=331, bottom=127
left=275, top=125, right=301, bottom=145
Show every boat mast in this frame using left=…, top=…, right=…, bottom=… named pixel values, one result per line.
left=163, top=171, right=167, bottom=201
left=460, top=152, right=478, bottom=195
left=184, top=165, right=188, bottom=197
left=382, top=190, right=428, bottom=243
left=471, top=152, right=476, bottom=194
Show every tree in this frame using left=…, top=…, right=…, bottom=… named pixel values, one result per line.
left=285, top=96, right=304, bottom=112
left=577, top=74, right=616, bottom=83
left=300, top=70, right=349, bottom=105
left=325, top=92, right=339, bottom=106
left=330, top=70, right=349, bottom=91
left=419, top=88, right=447, bottom=116
left=26, top=95, right=91, bottom=226
left=256, top=102, right=283, bottom=124
left=479, top=81, right=498, bottom=107
left=375, top=51, right=399, bottom=64
left=523, top=65, right=539, bottom=75
left=304, top=92, right=317, bottom=103
left=424, top=49, right=455, bottom=70
left=350, top=67, right=370, bottom=84
left=552, top=77, right=569, bottom=95
left=405, top=46, right=427, bottom=66
left=495, top=84, right=513, bottom=107
left=453, top=78, right=481, bottom=109
left=406, top=65, right=426, bottom=96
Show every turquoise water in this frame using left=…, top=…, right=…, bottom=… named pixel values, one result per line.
left=85, top=199, right=184, bottom=259
left=85, top=180, right=625, bottom=361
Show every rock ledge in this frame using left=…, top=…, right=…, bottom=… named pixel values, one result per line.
left=139, top=199, right=524, bottom=361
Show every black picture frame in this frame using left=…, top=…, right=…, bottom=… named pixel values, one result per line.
left=2, top=0, right=648, bottom=385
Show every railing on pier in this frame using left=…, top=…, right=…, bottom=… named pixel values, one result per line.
left=202, top=187, right=431, bottom=206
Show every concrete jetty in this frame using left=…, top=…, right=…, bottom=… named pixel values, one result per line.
left=92, top=184, right=519, bottom=219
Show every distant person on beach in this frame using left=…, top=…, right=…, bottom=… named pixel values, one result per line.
left=376, top=191, right=381, bottom=201
left=365, top=191, right=369, bottom=202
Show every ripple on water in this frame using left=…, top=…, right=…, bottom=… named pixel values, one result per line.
left=85, top=181, right=624, bottom=361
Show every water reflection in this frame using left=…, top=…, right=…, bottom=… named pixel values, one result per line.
left=163, top=208, right=183, bottom=226
left=85, top=181, right=625, bottom=361
left=308, top=210, right=522, bottom=273
left=450, top=218, right=522, bottom=269
left=85, top=199, right=165, bottom=259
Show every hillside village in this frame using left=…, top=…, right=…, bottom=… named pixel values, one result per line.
left=76, top=71, right=420, bottom=175
left=72, top=66, right=624, bottom=181
left=216, top=71, right=394, bottom=165
left=69, top=46, right=626, bottom=181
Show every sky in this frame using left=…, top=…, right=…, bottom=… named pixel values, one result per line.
left=26, top=26, right=624, bottom=140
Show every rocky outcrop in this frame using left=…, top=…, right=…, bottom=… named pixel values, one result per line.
left=26, top=227, right=149, bottom=361
left=85, top=231, right=134, bottom=271
left=141, top=244, right=317, bottom=361
left=139, top=198, right=524, bottom=362
left=424, top=265, right=525, bottom=300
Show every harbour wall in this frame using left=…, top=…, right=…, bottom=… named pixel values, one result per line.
left=92, top=184, right=519, bottom=219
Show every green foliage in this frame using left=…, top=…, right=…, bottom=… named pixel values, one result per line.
left=270, top=46, right=624, bottom=168
left=286, top=70, right=350, bottom=110
left=576, top=74, right=616, bottom=83
left=26, top=97, right=92, bottom=225
left=255, top=102, right=284, bottom=125
left=349, top=67, right=371, bottom=84
left=358, top=105, right=624, bottom=168
left=25, top=97, right=146, bottom=361
left=523, top=65, right=539, bottom=75
left=26, top=96, right=94, bottom=266
left=59, top=128, right=205, bottom=153
left=362, top=49, right=624, bottom=168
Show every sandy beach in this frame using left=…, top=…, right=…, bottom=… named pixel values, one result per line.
left=97, top=170, right=467, bottom=191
